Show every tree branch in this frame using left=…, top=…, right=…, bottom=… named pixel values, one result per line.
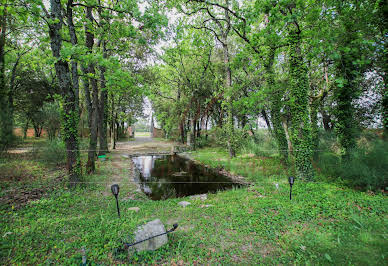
left=72, top=3, right=134, bottom=16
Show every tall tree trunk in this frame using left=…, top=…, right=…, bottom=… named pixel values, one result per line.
left=0, top=7, right=13, bottom=150
left=110, top=94, right=116, bottom=149
left=190, top=118, right=195, bottom=149
left=266, top=48, right=288, bottom=161
left=67, top=0, right=79, bottom=109
left=376, top=0, right=388, bottom=138
left=48, top=0, right=82, bottom=185
left=23, top=119, right=29, bottom=139
left=179, top=120, right=185, bottom=144
left=333, top=27, right=359, bottom=157
left=221, top=0, right=235, bottom=158
left=150, top=112, right=154, bottom=135
left=177, top=88, right=185, bottom=143
left=205, top=115, right=209, bottom=140
left=310, top=98, right=319, bottom=159
left=84, top=6, right=99, bottom=174
left=223, top=41, right=235, bottom=158
left=321, top=109, right=332, bottom=131
left=261, top=109, right=272, bottom=134
left=288, top=26, right=314, bottom=180
left=282, top=117, right=293, bottom=153
left=98, top=41, right=108, bottom=155
left=187, top=117, right=193, bottom=148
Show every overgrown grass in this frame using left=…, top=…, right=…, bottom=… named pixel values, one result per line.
left=240, top=131, right=279, bottom=158
left=315, top=132, right=388, bottom=191
left=1, top=142, right=387, bottom=265
left=190, top=147, right=288, bottom=184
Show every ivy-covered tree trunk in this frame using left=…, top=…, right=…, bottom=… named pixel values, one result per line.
left=310, top=98, right=319, bottom=158
left=288, top=27, right=314, bottom=180
left=266, top=48, right=288, bottom=161
left=48, top=0, right=81, bottom=185
left=0, top=8, right=13, bottom=151
left=333, top=29, right=359, bottom=157
left=377, top=0, right=388, bottom=138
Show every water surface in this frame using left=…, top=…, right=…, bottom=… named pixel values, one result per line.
left=132, top=155, right=242, bottom=200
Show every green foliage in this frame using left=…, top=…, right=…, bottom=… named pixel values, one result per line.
left=317, top=140, right=388, bottom=191
left=42, top=102, right=61, bottom=140
left=1, top=142, right=388, bottom=265
left=194, top=135, right=210, bottom=148
left=210, top=127, right=247, bottom=151
left=32, top=138, right=66, bottom=166
left=287, top=28, right=314, bottom=180
left=241, top=133, right=278, bottom=158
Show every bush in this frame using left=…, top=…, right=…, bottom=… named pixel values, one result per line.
left=317, top=140, right=388, bottom=191
left=210, top=127, right=247, bottom=151
left=42, top=102, right=61, bottom=140
left=241, top=130, right=278, bottom=157
left=195, top=135, right=210, bottom=148
left=33, top=139, right=66, bottom=166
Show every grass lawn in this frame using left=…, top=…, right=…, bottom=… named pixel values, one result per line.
left=1, top=145, right=387, bottom=265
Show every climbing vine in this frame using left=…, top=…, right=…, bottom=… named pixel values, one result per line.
left=287, top=27, right=314, bottom=180
left=266, top=48, right=288, bottom=162
left=333, top=25, right=360, bottom=157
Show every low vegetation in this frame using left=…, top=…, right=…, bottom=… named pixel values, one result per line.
left=1, top=137, right=387, bottom=265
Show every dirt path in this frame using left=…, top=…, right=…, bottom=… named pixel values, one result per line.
left=114, top=137, right=179, bottom=155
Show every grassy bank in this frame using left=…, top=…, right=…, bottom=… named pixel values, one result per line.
left=1, top=144, right=387, bottom=264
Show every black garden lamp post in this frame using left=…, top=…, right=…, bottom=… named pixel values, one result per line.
left=111, top=184, right=120, bottom=218
left=288, top=176, right=295, bottom=200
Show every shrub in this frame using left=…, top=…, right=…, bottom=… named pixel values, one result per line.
left=34, top=139, right=66, bottom=166
left=317, top=140, right=388, bottom=191
left=241, top=131, right=278, bottom=157
left=42, top=102, right=61, bottom=140
left=195, top=135, right=211, bottom=148
left=210, top=127, right=247, bottom=151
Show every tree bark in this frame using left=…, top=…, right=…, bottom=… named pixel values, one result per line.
left=0, top=7, right=13, bottom=150
left=67, top=0, right=79, bottom=109
left=222, top=41, right=235, bottom=157
left=48, top=0, right=82, bottom=185
left=222, top=1, right=235, bottom=158
left=98, top=41, right=108, bottom=155
left=110, top=94, right=116, bottom=149
left=23, top=119, right=29, bottom=139
left=261, top=109, right=272, bottom=134
left=84, top=6, right=99, bottom=174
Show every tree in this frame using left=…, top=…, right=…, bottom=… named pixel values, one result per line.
left=13, top=69, right=56, bottom=137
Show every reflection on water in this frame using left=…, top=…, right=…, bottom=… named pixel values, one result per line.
left=131, top=155, right=242, bottom=200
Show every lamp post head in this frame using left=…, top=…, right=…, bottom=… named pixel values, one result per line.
left=111, top=184, right=120, bottom=198
left=288, top=176, right=295, bottom=186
